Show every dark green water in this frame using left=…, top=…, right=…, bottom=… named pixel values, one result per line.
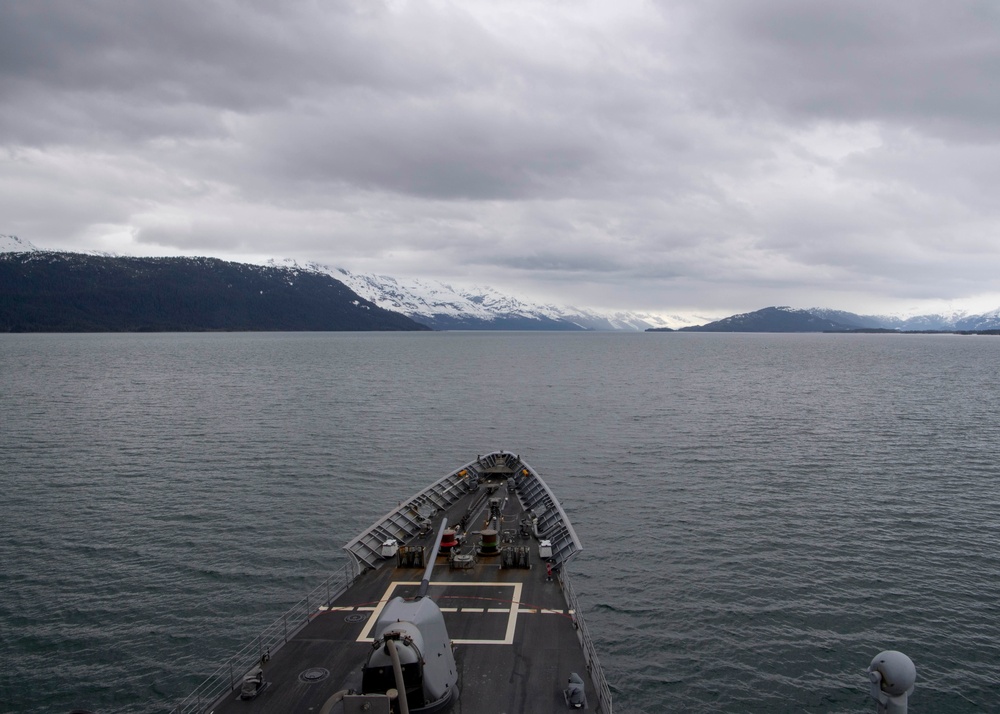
left=1, top=332, right=998, bottom=713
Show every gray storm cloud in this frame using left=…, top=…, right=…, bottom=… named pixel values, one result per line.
left=2, top=0, right=999, bottom=315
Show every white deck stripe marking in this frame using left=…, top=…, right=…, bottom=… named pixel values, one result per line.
left=358, top=580, right=420, bottom=641
left=357, top=581, right=523, bottom=645
left=462, top=608, right=485, bottom=613
left=487, top=608, right=509, bottom=613
left=439, top=607, right=458, bottom=612
left=501, top=583, right=521, bottom=645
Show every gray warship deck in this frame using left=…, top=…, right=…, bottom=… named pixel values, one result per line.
left=183, top=452, right=611, bottom=714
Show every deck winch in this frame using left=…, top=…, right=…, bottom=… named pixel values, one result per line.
left=439, top=529, right=460, bottom=552
left=478, top=529, right=500, bottom=555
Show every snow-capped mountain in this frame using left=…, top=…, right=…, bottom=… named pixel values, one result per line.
left=681, top=305, right=1000, bottom=332
left=809, top=307, right=1000, bottom=332
left=955, top=308, right=1000, bottom=331
left=267, top=259, right=695, bottom=331
left=0, top=234, right=39, bottom=252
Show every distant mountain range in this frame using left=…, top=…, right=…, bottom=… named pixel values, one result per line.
left=661, top=306, right=1000, bottom=332
left=265, top=259, right=702, bottom=330
left=282, top=263, right=1000, bottom=332
left=3, top=234, right=1000, bottom=332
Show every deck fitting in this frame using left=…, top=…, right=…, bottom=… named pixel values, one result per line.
left=298, top=668, right=330, bottom=683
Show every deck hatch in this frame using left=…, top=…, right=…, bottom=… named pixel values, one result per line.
left=298, top=668, right=329, bottom=683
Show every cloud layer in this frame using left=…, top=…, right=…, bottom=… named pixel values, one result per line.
left=3, top=0, right=1000, bottom=315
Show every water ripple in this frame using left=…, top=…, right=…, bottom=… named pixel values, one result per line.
left=1, top=332, right=998, bottom=713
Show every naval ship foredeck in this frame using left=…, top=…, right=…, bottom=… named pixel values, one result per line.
left=174, top=452, right=611, bottom=714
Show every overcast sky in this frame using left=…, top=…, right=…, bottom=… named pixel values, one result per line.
left=3, top=1, right=1000, bottom=317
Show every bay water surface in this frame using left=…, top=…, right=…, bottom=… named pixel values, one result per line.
left=1, top=332, right=998, bottom=713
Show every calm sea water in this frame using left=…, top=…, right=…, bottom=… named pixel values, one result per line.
left=1, top=332, right=998, bottom=713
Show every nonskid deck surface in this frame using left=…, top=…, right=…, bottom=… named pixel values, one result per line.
left=208, top=465, right=600, bottom=714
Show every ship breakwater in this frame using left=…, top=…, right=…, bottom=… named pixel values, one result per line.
left=2, top=331, right=998, bottom=713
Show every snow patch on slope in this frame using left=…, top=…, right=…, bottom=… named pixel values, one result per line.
left=265, top=258, right=699, bottom=330
left=0, top=235, right=39, bottom=252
